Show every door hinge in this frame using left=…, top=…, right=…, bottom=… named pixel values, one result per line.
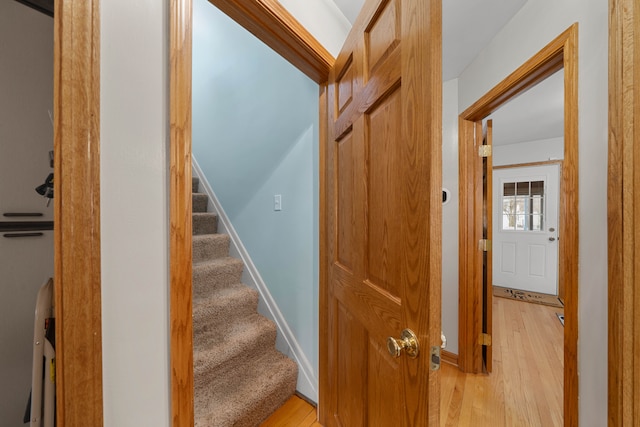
left=478, top=239, right=491, bottom=252
left=478, top=333, right=492, bottom=346
left=430, top=346, right=441, bottom=371
left=478, top=145, right=492, bottom=157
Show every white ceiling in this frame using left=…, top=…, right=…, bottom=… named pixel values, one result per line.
left=488, top=69, right=564, bottom=146
left=330, top=0, right=564, bottom=146
left=331, top=0, right=527, bottom=80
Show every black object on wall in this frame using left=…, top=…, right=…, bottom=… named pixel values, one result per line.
left=14, top=0, right=54, bottom=17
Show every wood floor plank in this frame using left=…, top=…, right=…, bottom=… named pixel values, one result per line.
left=300, top=410, right=319, bottom=426
left=261, top=395, right=315, bottom=426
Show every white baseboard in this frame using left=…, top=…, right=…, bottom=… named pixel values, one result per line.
left=192, top=157, right=318, bottom=402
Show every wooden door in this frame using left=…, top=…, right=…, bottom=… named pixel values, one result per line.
left=321, top=0, right=441, bottom=425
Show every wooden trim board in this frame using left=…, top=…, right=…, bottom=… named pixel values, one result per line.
left=441, top=350, right=458, bottom=367
left=458, top=24, right=579, bottom=427
left=207, top=0, right=334, bottom=84
left=170, top=0, right=195, bottom=426
left=493, top=159, right=563, bottom=170
left=317, top=82, right=329, bottom=423
left=608, top=0, right=640, bottom=425
left=53, top=0, right=103, bottom=425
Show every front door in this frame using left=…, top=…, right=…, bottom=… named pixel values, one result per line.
left=492, top=164, right=560, bottom=295
left=322, top=0, right=442, bottom=425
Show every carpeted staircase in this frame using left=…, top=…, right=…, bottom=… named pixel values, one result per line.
left=192, top=177, right=298, bottom=426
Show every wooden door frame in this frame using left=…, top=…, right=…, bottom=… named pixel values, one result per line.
left=54, top=1, right=103, bottom=425
left=457, top=24, right=579, bottom=426
left=608, top=0, right=640, bottom=424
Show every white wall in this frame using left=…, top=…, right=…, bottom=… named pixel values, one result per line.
left=277, top=0, right=351, bottom=57
left=493, top=137, right=564, bottom=167
left=100, top=1, right=170, bottom=426
left=441, top=78, right=459, bottom=354
left=457, top=0, right=608, bottom=424
left=0, top=3, right=53, bottom=426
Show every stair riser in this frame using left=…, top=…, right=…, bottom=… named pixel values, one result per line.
left=193, top=213, right=218, bottom=235
left=193, top=235, right=230, bottom=263
left=193, top=328, right=277, bottom=375
left=233, top=377, right=297, bottom=427
left=193, top=265, right=244, bottom=299
left=194, top=354, right=298, bottom=427
left=192, top=193, right=209, bottom=213
left=193, top=353, right=296, bottom=406
left=192, top=177, right=199, bottom=193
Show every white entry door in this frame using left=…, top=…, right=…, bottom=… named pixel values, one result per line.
left=492, top=164, right=560, bottom=295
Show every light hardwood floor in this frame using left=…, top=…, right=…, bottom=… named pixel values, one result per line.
left=263, top=297, right=564, bottom=426
left=261, top=395, right=320, bottom=426
left=440, top=296, right=564, bottom=426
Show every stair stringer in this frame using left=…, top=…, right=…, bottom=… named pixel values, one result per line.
left=192, top=157, right=318, bottom=402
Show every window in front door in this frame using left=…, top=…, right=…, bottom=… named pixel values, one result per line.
left=501, top=180, right=544, bottom=231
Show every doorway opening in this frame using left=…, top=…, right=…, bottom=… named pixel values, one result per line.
left=458, top=24, right=578, bottom=426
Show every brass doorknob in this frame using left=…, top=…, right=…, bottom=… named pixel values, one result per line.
left=387, top=329, right=420, bottom=358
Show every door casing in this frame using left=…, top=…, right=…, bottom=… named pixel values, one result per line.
left=608, top=0, right=640, bottom=424
left=53, top=1, right=103, bottom=425
left=458, top=24, right=579, bottom=426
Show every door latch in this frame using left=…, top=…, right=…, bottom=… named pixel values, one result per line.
left=430, top=346, right=441, bottom=370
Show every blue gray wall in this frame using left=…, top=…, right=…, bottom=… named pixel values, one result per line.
left=192, top=0, right=319, bottom=384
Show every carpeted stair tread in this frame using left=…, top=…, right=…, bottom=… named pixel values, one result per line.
left=193, top=257, right=244, bottom=298
left=193, top=193, right=209, bottom=213
left=191, top=173, right=297, bottom=425
left=193, top=233, right=230, bottom=263
left=193, top=212, right=218, bottom=235
left=192, top=284, right=258, bottom=329
left=193, top=314, right=277, bottom=370
left=194, top=350, right=298, bottom=427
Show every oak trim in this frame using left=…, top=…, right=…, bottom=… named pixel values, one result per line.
left=53, top=0, right=103, bottom=425
left=458, top=24, right=579, bottom=427
left=207, top=0, right=334, bottom=84
left=608, top=0, right=639, bottom=425
left=318, top=82, right=329, bottom=425
left=493, top=159, right=563, bottom=170
left=457, top=118, right=483, bottom=373
left=441, top=350, right=458, bottom=367
left=170, top=0, right=195, bottom=426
